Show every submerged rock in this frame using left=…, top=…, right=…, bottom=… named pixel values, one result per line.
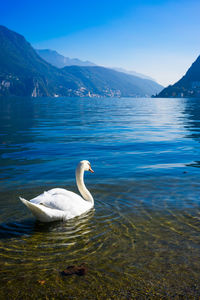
left=60, top=264, right=87, bottom=276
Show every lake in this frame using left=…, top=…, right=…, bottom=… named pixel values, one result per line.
left=0, top=97, right=200, bottom=298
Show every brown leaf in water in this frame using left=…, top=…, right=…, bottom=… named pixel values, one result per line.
left=38, top=280, right=46, bottom=285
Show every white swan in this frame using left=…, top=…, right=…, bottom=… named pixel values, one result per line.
left=19, top=160, right=94, bottom=222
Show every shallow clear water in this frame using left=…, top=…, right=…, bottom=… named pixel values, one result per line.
left=0, top=97, right=200, bottom=298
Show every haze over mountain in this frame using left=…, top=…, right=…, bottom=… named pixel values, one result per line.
left=36, top=48, right=155, bottom=82
left=157, top=55, right=200, bottom=98
left=113, top=67, right=155, bottom=81
left=0, top=25, right=163, bottom=98
left=36, top=49, right=96, bottom=68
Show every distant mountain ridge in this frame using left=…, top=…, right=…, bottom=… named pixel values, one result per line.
left=36, top=49, right=96, bottom=68
left=36, top=48, right=156, bottom=82
left=0, top=25, right=163, bottom=98
left=157, top=55, right=200, bottom=98
left=113, top=67, right=155, bottom=81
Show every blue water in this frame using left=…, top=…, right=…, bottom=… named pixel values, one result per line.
left=0, top=97, right=200, bottom=298
left=1, top=97, right=200, bottom=186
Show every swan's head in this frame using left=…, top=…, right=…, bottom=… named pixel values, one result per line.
left=79, top=160, right=94, bottom=173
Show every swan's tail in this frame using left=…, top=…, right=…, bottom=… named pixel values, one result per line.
left=19, top=197, right=64, bottom=222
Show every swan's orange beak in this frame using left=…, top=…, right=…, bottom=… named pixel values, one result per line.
left=89, top=166, right=94, bottom=173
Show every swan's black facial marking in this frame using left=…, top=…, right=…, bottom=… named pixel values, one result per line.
left=88, top=163, right=94, bottom=173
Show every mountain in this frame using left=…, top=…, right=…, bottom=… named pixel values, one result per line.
left=157, top=56, right=200, bottom=98
left=62, top=66, right=163, bottom=97
left=114, top=67, right=155, bottom=81
left=36, top=49, right=156, bottom=83
left=36, top=49, right=96, bottom=68
left=0, top=25, right=163, bottom=98
left=0, top=25, right=81, bottom=97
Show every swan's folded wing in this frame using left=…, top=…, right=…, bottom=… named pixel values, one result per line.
left=30, top=189, right=92, bottom=217
left=30, top=191, right=52, bottom=204
left=20, top=197, right=66, bottom=222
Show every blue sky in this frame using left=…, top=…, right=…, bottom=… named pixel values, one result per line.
left=1, top=0, right=200, bottom=86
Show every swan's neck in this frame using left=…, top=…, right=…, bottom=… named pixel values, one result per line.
left=76, top=165, right=94, bottom=204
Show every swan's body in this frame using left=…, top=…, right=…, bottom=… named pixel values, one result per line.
left=20, top=160, right=94, bottom=222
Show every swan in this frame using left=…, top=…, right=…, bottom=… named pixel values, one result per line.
left=19, top=160, right=94, bottom=222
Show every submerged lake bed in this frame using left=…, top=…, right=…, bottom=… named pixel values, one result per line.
left=0, top=97, right=200, bottom=298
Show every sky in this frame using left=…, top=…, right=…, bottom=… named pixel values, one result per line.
left=1, top=0, right=200, bottom=86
